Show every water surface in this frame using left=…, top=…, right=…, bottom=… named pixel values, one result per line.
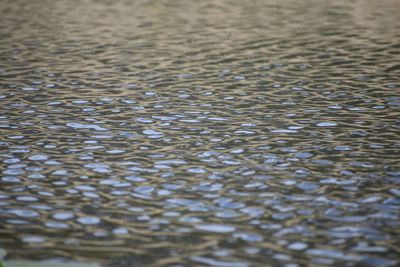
left=1, top=0, right=400, bottom=266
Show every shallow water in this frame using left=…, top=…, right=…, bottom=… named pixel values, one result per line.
left=1, top=0, right=400, bottom=266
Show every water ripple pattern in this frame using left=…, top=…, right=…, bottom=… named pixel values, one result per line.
left=0, top=0, right=400, bottom=266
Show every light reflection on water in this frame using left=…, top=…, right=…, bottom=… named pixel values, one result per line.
left=0, top=0, right=400, bottom=266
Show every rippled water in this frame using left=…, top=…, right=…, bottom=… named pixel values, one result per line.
left=1, top=0, right=400, bottom=266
